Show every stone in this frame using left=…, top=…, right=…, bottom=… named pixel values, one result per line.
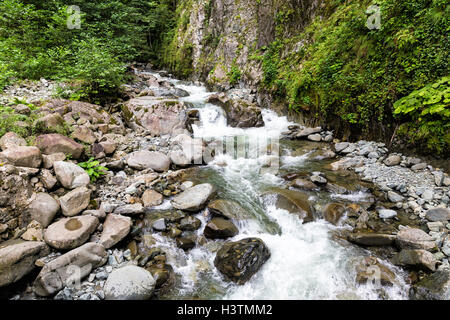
left=40, top=169, right=57, bottom=189
left=291, top=179, right=318, bottom=190
left=310, top=174, right=327, bottom=185
left=207, top=199, right=250, bottom=220
left=442, top=236, right=450, bottom=257
left=113, top=204, right=144, bottom=216
left=334, top=142, right=349, bottom=153
left=141, top=190, right=163, bottom=207
left=59, top=186, right=92, bottom=217
left=422, top=189, right=434, bottom=201
left=265, top=188, right=313, bottom=223
left=323, top=203, right=346, bottom=225
left=99, top=140, right=117, bottom=155
left=35, top=134, right=84, bottom=159
left=126, top=150, right=170, bottom=172
left=204, top=218, right=238, bottom=239
left=396, top=228, right=436, bottom=251
left=425, top=207, right=450, bottom=222
left=214, top=238, right=270, bottom=285
left=54, top=161, right=90, bottom=189
left=307, top=134, right=322, bottom=142
left=433, top=171, right=444, bottom=187
left=384, top=155, right=401, bottom=166
left=411, top=163, right=427, bottom=171
left=104, top=265, right=156, bottom=300
left=42, top=152, right=66, bottom=169
left=71, top=126, right=96, bottom=144
left=152, top=218, right=166, bottom=231
left=0, top=241, right=50, bottom=287
left=410, top=270, right=450, bottom=300
left=21, top=221, right=44, bottom=241
left=33, top=242, right=107, bottom=296
left=392, top=249, right=437, bottom=271
left=348, top=233, right=396, bottom=246
left=329, top=157, right=364, bottom=171
left=378, top=209, right=397, bottom=219
left=179, top=216, right=202, bottom=231
left=99, top=214, right=132, bottom=249
left=82, top=209, right=106, bottom=220
left=387, top=191, right=404, bottom=203
left=171, top=183, right=214, bottom=212
left=0, top=146, right=42, bottom=168
left=0, top=132, right=26, bottom=151
left=176, top=235, right=196, bottom=250
left=295, top=127, right=322, bottom=138
left=28, top=193, right=60, bottom=227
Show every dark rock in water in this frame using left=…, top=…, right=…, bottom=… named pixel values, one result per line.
left=264, top=188, right=314, bottom=223
left=410, top=270, right=450, bottom=300
left=204, top=217, right=238, bottom=239
left=176, top=235, right=196, bottom=251
left=179, top=216, right=202, bottom=231
left=290, top=179, right=318, bottom=190
left=348, top=233, right=396, bottom=246
left=323, top=203, right=346, bottom=225
left=214, top=238, right=270, bottom=285
left=207, top=199, right=250, bottom=220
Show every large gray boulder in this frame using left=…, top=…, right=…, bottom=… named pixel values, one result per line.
left=98, top=214, right=131, bottom=249
left=54, top=161, right=90, bottom=189
left=171, top=183, right=214, bottom=212
left=392, top=249, right=437, bottom=271
left=59, top=186, right=92, bottom=217
left=0, top=146, right=42, bottom=168
left=28, top=193, right=60, bottom=227
left=104, top=265, right=156, bottom=300
left=126, top=150, right=170, bottom=172
left=33, top=242, right=107, bottom=296
left=396, top=228, right=436, bottom=251
left=44, top=215, right=99, bottom=250
left=425, top=207, right=450, bottom=222
left=0, top=241, right=50, bottom=287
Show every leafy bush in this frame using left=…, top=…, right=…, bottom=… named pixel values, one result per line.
left=78, top=157, right=108, bottom=182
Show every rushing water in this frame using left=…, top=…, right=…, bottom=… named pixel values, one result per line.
left=139, top=71, right=410, bottom=300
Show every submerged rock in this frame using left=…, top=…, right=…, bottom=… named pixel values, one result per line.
left=214, top=238, right=270, bottom=285
left=264, top=188, right=314, bottom=223
left=207, top=199, right=250, bottom=220
left=204, top=217, right=238, bottom=239
left=355, top=256, right=397, bottom=286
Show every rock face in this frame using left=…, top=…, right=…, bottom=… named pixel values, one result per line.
left=0, top=132, right=27, bottom=150
left=0, top=241, right=49, bottom=287
left=28, top=193, right=60, bottom=227
left=171, top=183, right=214, bottom=212
left=53, top=161, right=90, bottom=189
left=104, top=265, right=156, bottom=300
left=392, top=249, right=437, bottom=271
left=395, top=228, right=436, bottom=251
left=206, top=93, right=264, bottom=128
left=204, top=217, right=238, bottom=239
left=59, top=186, right=92, bottom=217
left=265, top=188, right=313, bottom=223
left=44, top=216, right=99, bottom=250
left=34, top=242, right=107, bottom=296
left=425, top=207, right=450, bottom=222
left=214, top=238, right=270, bottom=285
left=35, top=134, right=84, bottom=159
left=126, top=150, right=171, bottom=172
left=207, top=199, right=250, bottom=220
left=99, top=214, right=132, bottom=249
left=0, top=146, right=42, bottom=168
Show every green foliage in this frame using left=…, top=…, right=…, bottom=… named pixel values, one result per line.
left=0, top=105, right=37, bottom=138
left=394, top=76, right=449, bottom=155
left=227, top=63, right=242, bottom=85
left=78, top=157, right=108, bottom=182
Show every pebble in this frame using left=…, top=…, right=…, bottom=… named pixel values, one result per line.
left=378, top=209, right=397, bottom=219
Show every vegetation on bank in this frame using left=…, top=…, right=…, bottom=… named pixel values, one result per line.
left=0, top=0, right=175, bottom=103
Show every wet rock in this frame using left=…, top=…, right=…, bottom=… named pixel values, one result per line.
left=141, top=190, right=163, bottom=207
left=207, top=199, right=250, bottom=220
left=392, top=249, right=437, bottom=271
left=396, top=228, right=436, bottom=251
left=114, top=204, right=144, bottom=216
left=171, top=183, right=214, bottom=212
left=310, top=174, right=327, bottom=185
left=44, top=216, right=99, bottom=250
left=0, top=146, right=42, bottom=168
left=0, top=241, right=50, bottom=287
left=204, top=217, right=238, bottom=239
left=126, top=150, right=170, bottom=172
left=425, top=207, right=450, bottom=222
left=265, top=188, right=314, bottom=223
left=59, top=186, right=92, bottom=217
left=179, top=216, right=202, bottom=231
left=410, top=270, right=450, bottom=300
left=176, top=235, right=196, bottom=250
left=35, top=134, right=84, bottom=159
left=323, top=203, right=346, bottom=225
left=54, top=161, right=90, bottom=189
left=104, top=265, right=155, bottom=300
left=378, top=209, right=397, bottom=219
left=291, top=179, right=318, bottom=190
left=355, top=256, right=396, bottom=286
left=0, top=132, right=27, bottom=151
left=28, top=193, right=60, bottom=227
left=99, top=214, right=131, bottom=249
left=34, top=242, right=107, bottom=296
left=348, top=233, right=396, bottom=246
left=214, top=238, right=270, bottom=285
left=384, top=155, right=401, bottom=166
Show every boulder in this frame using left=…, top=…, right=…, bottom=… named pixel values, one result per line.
left=179, top=216, right=202, bottom=231
left=207, top=199, right=250, bottom=220
left=264, top=188, right=314, bottom=223
left=0, top=146, right=42, bottom=168
left=59, top=186, right=92, bottom=217
left=42, top=152, right=66, bottom=169
left=425, top=207, right=450, bottom=222
left=71, top=126, right=96, bottom=144
left=204, top=218, right=238, bottom=239
left=334, top=142, right=349, bottom=153
left=126, top=150, right=170, bottom=172
left=296, top=127, right=322, bottom=138
left=171, top=183, right=214, bottom=212
left=323, top=203, right=346, bottom=225
left=28, top=193, right=60, bottom=227
left=33, top=242, right=107, bottom=296
left=104, top=265, right=156, bottom=300
left=387, top=191, right=404, bottom=203
left=0, top=132, right=27, bottom=151
left=170, top=134, right=204, bottom=166
left=329, top=157, right=364, bottom=171
left=410, top=270, right=450, bottom=300
left=214, top=238, right=270, bottom=285
left=395, top=228, right=436, bottom=251
left=392, top=249, right=437, bottom=271
left=34, top=113, right=65, bottom=133
left=176, top=235, right=196, bottom=250
left=0, top=241, right=50, bottom=287
left=348, top=233, right=396, bottom=246
left=44, top=215, right=99, bottom=250
left=54, top=161, right=90, bottom=189
left=378, top=209, right=397, bottom=219
left=98, top=214, right=132, bottom=249
left=307, top=134, right=322, bottom=142
left=291, top=179, right=318, bottom=190
left=35, top=134, right=84, bottom=159
left=141, top=190, right=163, bottom=207
left=113, top=204, right=144, bottom=216
left=384, top=155, right=401, bottom=166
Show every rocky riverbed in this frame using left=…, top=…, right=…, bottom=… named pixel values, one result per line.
left=0, top=65, right=449, bottom=300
